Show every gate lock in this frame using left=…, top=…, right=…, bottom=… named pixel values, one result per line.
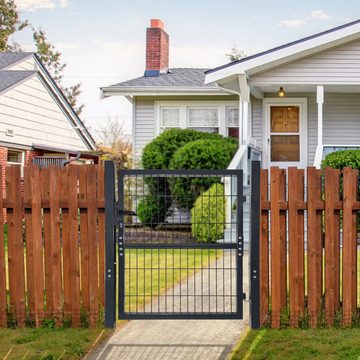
left=118, top=210, right=137, bottom=216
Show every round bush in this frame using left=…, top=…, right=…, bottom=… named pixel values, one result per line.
left=191, top=183, right=225, bottom=243
left=321, top=149, right=360, bottom=169
left=168, top=139, right=237, bottom=210
left=142, top=128, right=236, bottom=170
left=137, top=195, right=172, bottom=228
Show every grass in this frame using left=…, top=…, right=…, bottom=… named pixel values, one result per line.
left=123, top=248, right=220, bottom=313
left=231, top=328, right=360, bottom=360
left=0, top=327, right=110, bottom=360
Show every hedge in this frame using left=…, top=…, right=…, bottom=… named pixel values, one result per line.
left=168, top=138, right=237, bottom=210
left=191, top=183, right=225, bottom=243
left=321, top=149, right=360, bottom=170
left=137, top=195, right=172, bottom=228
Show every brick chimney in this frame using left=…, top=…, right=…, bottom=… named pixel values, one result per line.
left=145, top=19, right=169, bottom=77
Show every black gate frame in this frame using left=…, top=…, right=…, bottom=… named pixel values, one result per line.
left=104, top=163, right=247, bottom=325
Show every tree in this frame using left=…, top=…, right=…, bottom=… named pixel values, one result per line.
left=97, top=117, right=132, bottom=169
left=0, top=1, right=84, bottom=114
left=226, top=45, right=246, bottom=62
left=33, top=28, right=84, bottom=114
left=0, top=0, right=28, bottom=51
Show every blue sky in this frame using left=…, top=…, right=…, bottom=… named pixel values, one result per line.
left=13, top=0, right=360, bottom=138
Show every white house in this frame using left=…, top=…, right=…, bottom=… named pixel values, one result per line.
left=0, top=51, right=97, bottom=178
left=101, top=18, right=360, bottom=241
left=101, top=18, right=360, bottom=173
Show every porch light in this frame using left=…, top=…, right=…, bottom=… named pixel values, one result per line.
left=278, top=87, right=285, bottom=97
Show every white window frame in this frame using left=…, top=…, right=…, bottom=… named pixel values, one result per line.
left=159, top=106, right=181, bottom=131
left=7, top=148, right=25, bottom=176
left=263, top=98, right=308, bottom=168
left=225, top=106, right=240, bottom=136
left=187, top=106, right=219, bottom=131
left=155, top=100, right=238, bottom=136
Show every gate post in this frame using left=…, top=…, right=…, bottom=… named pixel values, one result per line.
left=104, top=161, right=116, bottom=328
left=250, top=161, right=261, bottom=329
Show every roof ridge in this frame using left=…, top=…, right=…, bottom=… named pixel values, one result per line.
left=206, top=18, right=360, bottom=74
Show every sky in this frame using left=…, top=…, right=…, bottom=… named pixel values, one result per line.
left=11, top=0, right=360, bottom=141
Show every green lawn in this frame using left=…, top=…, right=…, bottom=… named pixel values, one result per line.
left=123, top=248, right=221, bottom=313
left=231, top=328, right=360, bottom=360
left=0, top=327, right=110, bottom=360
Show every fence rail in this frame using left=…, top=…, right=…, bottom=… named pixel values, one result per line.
left=0, top=164, right=105, bottom=328
left=253, top=164, right=360, bottom=329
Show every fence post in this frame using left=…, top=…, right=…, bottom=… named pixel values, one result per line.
left=250, top=161, right=260, bottom=329
left=105, top=161, right=116, bottom=328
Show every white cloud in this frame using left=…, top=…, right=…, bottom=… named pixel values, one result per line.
left=310, top=10, right=330, bottom=20
left=15, top=0, right=69, bottom=11
left=279, top=19, right=306, bottom=28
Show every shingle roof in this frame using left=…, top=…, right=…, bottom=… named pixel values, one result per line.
left=0, top=52, right=33, bottom=70
left=0, top=70, right=37, bottom=93
left=111, top=68, right=216, bottom=88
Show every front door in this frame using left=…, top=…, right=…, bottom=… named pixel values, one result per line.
left=265, top=99, right=307, bottom=168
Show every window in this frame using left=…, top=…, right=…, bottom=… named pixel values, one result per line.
left=7, top=149, right=23, bottom=164
left=188, top=108, right=219, bottom=133
left=160, top=108, right=180, bottom=130
left=226, top=107, right=239, bottom=138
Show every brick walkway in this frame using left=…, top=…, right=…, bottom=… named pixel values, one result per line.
left=89, top=253, right=249, bottom=360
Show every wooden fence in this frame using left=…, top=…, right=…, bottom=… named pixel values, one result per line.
left=256, top=166, right=359, bottom=328
left=0, top=164, right=105, bottom=328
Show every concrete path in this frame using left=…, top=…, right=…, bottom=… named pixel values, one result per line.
left=90, top=252, right=249, bottom=360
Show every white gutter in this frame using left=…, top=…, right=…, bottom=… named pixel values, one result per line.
left=100, top=86, right=230, bottom=98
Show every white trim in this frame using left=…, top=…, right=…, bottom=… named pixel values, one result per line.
left=154, top=100, right=238, bottom=136
left=316, top=85, right=324, bottom=147
left=205, top=22, right=360, bottom=84
left=100, top=87, right=230, bottom=98
left=263, top=97, right=308, bottom=168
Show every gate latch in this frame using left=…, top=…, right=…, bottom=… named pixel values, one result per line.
left=118, top=210, right=137, bottom=216
left=242, top=293, right=247, bottom=300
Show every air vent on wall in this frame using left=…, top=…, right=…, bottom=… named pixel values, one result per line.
left=5, top=129, right=14, bottom=137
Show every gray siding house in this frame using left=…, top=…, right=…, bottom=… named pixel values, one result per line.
left=101, top=18, right=360, bottom=175
left=101, top=18, right=360, bottom=242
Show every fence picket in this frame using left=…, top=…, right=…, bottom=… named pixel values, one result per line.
left=279, top=169, right=287, bottom=310
left=259, top=169, right=269, bottom=326
left=97, top=166, right=105, bottom=307
left=87, top=165, right=99, bottom=326
left=270, top=167, right=281, bottom=328
left=6, top=165, right=26, bottom=326
left=79, top=166, right=90, bottom=315
left=342, top=167, right=358, bottom=326
left=0, top=167, right=6, bottom=327
left=24, top=166, right=44, bottom=325
left=324, top=168, right=341, bottom=326
left=69, top=166, right=81, bottom=325
left=306, top=167, right=323, bottom=328
left=61, top=167, right=71, bottom=321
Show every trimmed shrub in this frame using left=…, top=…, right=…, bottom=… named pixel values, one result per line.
left=321, top=149, right=360, bottom=170
left=168, top=139, right=237, bottom=210
left=138, top=128, right=238, bottom=227
left=322, top=149, right=360, bottom=231
left=142, top=128, right=237, bottom=170
left=137, top=195, right=172, bottom=228
left=191, top=183, right=225, bottom=243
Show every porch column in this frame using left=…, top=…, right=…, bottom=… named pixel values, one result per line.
left=314, top=85, right=324, bottom=168
left=238, top=74, right=250, bottom=145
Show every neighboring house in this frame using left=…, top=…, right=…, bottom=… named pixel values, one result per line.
left=0, top=52, right=98, bottom=183
left=101, top=18, right=360, bottom=241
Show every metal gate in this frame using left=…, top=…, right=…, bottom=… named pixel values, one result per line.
left=117, top=169, right=244, bottom=320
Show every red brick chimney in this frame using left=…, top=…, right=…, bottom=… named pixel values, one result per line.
left=145, top=19, right=169, bottom=77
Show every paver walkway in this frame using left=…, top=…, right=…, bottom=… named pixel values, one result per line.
left=89, top=252, right=249, bottom=360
